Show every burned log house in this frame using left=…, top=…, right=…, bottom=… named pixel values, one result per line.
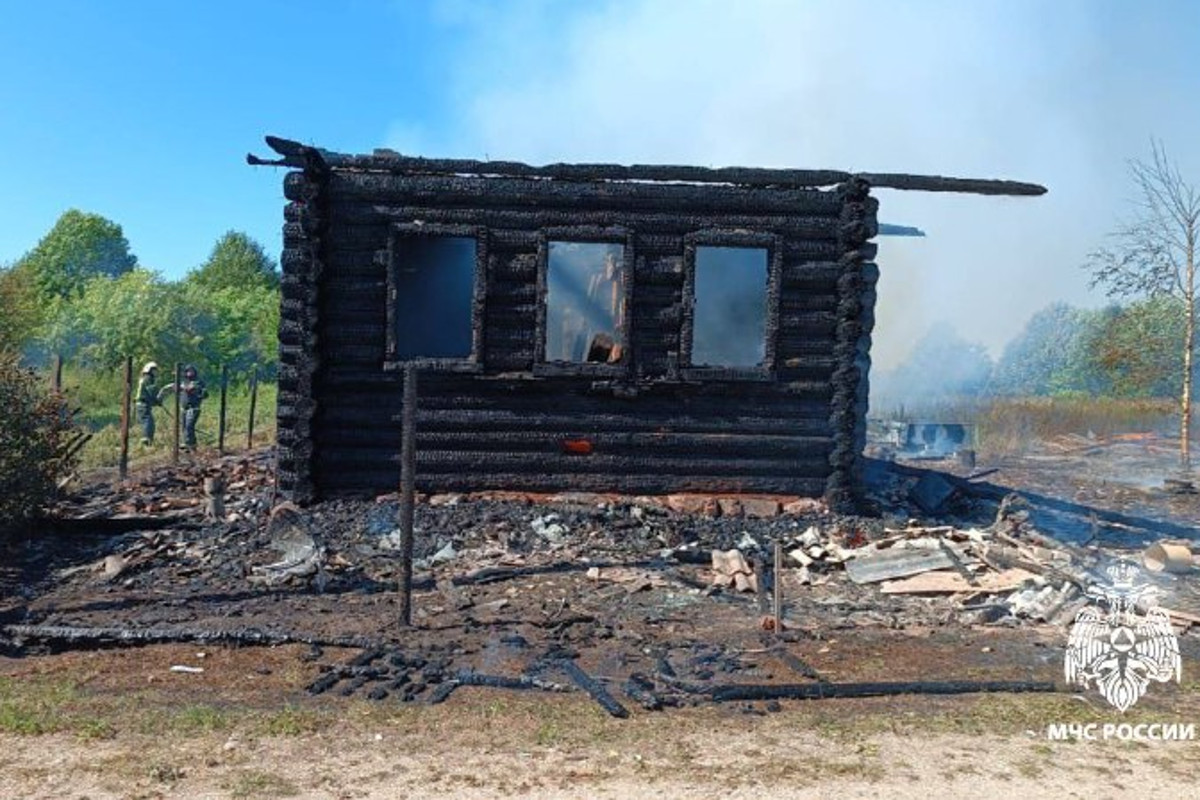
left=251, top=136, right=1044, bottom=511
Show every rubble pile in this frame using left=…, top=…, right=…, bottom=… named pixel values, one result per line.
left=4, top=446, right=1198, bottom=711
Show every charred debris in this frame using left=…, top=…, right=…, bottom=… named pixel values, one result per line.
left=6, top=441, right=1198, bottom=716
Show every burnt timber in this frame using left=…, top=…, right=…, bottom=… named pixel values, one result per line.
left=252, top=136, right=1044, bottom=510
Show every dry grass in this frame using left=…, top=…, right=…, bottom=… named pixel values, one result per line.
left=881, top=396, right=1182, bottom=457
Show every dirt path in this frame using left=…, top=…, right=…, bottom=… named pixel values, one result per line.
left=2, top=712, right=1198, bottom=799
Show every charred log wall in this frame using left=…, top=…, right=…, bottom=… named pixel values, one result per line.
left=275, top=164, right=878, bottom=508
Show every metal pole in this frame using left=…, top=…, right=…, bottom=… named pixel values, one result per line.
left=118, top=357, right=132, bottom=480
left=218, top=364, right=228, bottom=454
left=246, top=365, right=258, bottom=449
left=398, top=366, right=417, bottom=628
left=773, top=540, right=783, bottom=637
left=173, top=362, right=181, bottom=464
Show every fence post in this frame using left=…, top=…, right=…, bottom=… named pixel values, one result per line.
left=398, top=366, right=418, bottom=628
left=173, top=362, right=182, bottom=464
left=52, top=353, right=63, bottom=392
left=246, top=364, right=258, bottom=449
left=218, top=364, right=228, bottom=454
left=118, top=357, right=132, bottom=480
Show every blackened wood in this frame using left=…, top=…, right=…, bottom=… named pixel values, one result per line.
left=455, top=670, right=572, bottom=693
left=246, top=365, right=259, bottom=449
left=398, top=365, right=417, bottom=628
left=558, top=659, right=629, bottom=718
left=321, top=430, right=831, bottom=456
left=218, top=363, right=228, bottom=454
left=622, top=674, right=663, bottom=711
left=261, top=137, right=1046, bottom=195
left=709, top=679, right=1057, bottom=702
left=173, top=362, right=181, bottom=463
left=328, top=450, right=834, bottom=478
left=773, top=647, right=825, bottom=682
left=337, top=206, right=850, bottom=241
left=859, top=173, right=1046, bottom=196
left=3, top=624, right=378, bottom=651
left=328, top=173, right=846, bottom=214
left=52, top=353, right=63, bottom=392
left=427, top=681, right=460, bottom=704
left=118, top=356, right=132, bottom=481
left=313, top=467, right=828, bottom=497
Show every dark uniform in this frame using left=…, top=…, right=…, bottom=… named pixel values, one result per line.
left=134, top=362, right=161, bottom=445
left=160, top=364, right=208, bottom=449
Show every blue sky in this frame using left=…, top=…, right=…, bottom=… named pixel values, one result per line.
left=3, top=0, right=1199, bottom=367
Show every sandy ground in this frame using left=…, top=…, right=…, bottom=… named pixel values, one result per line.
left=2, top=715, right=1199, bottom=799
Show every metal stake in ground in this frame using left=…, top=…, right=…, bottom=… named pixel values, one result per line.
left=118, top=356, right=132, bottom=481
left=218, top=363, right=228, bottom=454
left=246, top=364, right=258, bottom=449
left=173, top=362, right=182, bottom=464
left=398, top=365, right=418, bottom=627
left=773, top=539, right=783, bottom=636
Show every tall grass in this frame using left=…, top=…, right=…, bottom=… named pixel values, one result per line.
left=874, top=395, right=1182, bottom=457
left=53, top=363, right=277, bottom=471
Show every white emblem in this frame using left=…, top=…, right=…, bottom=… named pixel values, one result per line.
left=1064, top=561, right=1181, bottom=712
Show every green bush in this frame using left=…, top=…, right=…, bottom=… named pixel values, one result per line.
left=0, top=353, right=81, bottom=530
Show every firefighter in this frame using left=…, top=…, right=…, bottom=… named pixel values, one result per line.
left=134, top=361, right=162, bottom=445
left=159, top=364, right=209, bottom=450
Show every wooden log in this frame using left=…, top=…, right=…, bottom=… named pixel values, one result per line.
left=246, top=365, right=259, bottom=449
left=325, top=172, right=848, bottom=214
left=322, top=450, right=835, bottom=478
left=333, top=207, right=853, bottom=241
left=261, top=137, right=854, bottom=187
left=217, top=364, right=228, bottom=454
left=312, top=469, right=828, bottom=497
left=708, top=679, right=1057, bottom=702
left=622, top=674, right=664, bottom=711
left=2, top=624, right=378, bottom=651
left=557, top=659, right=629, bottom=718
left=173, top=362, right=181, bottom=463
left=317, top=429, right=832, bottom=457
left=118, top=356, right=132, bottom=481
left=398, top=365, right=417, bottom=628
left=261, top=137, right=1047, bottom=195
left=859, top=173, right=1046, bottom=196
left=773, top=647, right=825, bottom=682
left=344, top=409, right=831, bottom=436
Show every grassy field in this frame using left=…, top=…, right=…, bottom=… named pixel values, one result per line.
left=53, top=364, right=277, bottom=470
left=873, top=396, right=1184, bottom=457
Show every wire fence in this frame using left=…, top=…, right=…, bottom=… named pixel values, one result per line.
left=47, top=354, right=275, bottom=476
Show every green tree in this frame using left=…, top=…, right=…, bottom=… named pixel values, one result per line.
left=1087, top=297, right=1184, bottom=398
left=0, top=263, right=42, bottom=354
left=993, top=303, right=1108, bottom=396
left=188, top=231, right=279, bottom=292
left=176, top=282, right=279, bottom=375
left=0, top=351, right=81, bottom=529
left=63, top=269, right=181, bottom=370
left=1085, top=141, right=1199, bottom=466
left=16, top=210, right=137, bottom=302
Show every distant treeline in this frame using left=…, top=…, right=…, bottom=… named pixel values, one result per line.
left=0, top=210, right=279, bottom=378
left=875, top=298, right=1189, bottom=407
